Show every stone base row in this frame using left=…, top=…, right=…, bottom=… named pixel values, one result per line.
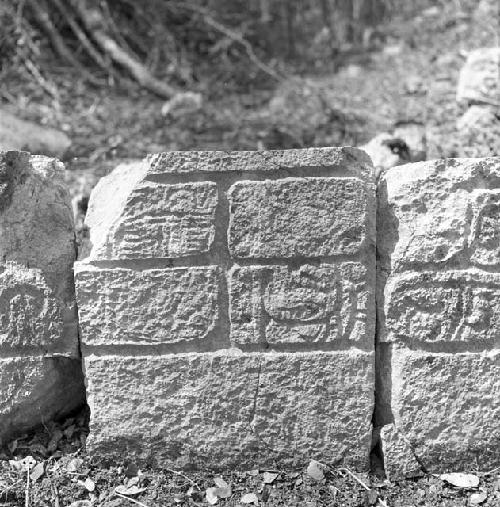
left=84, top=350, right=374, bottom=470
left=379, top=348, right=500, bottom=479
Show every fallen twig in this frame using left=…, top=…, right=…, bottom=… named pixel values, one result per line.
left=164, top=468, right=200, bottom=490
left=115, top=491, right=151, bottom=507
left=336, top=467, right=389, bottom=507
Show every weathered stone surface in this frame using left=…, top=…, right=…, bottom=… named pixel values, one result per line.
left=228, top=177, right=369, bottom=258
left=75, top=265, right=220, bottom=347
left=77, top=148, right=376, bottom=468
left=84, top=162, right=217, bottom=260
left=85, top=350, right=374, bottom=469
left=384, top=348, right=500, bottom=472
left=0, top=151, right=82, bottom=443
left=383, top=271, right=500, bottom=347
left=229, top=262, right=373, bottom=348
left=378, top=158, right=500, bottom=272
left=379, top=424, right=423, bottom=480
left=0, top=110, right=71, bottom=158
left=0, top=356, right=85, bottom=444
left=0, top=263, right=76, bottom=354
left=456, top=48, right=500, bottom=106
left=146, top=147, right=373, bottom=176
left=377, top=157, right=500, bottom=475
left=0, top=152, right=76, bottom=299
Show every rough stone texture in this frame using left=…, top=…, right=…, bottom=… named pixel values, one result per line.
left=382, top=349, right=500, bottom=473
left=0, top=109, right=71, bottom=158
left=379, top=424, right=423, bottom=480
left=456, top=48, right=500, bottom=106
left=377, top=157, right=500, bottom=476
left=0, top=357, right=85, bottom=444
left=76, top=147, right=376, bottom=468
left=75, top=266, right=220, bottom=348
left=229, top=262, right=372, bottom=348
left=83, top=162, right=218, bottom=260
left=0, top=151, right=83, bottom=443
left=228, top=178, right=368, bottom=258
left=455, top=105, right=500, bottom=157
left=85, top=350, right=374, bottom=469
left=0, top=264, right=75, bottom=355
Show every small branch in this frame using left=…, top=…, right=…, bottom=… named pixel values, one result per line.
left=177, top=2, right=285, bottom=82
left=49, top=0, right=108, bottom=70
left=72, top=0, right=179, bottom=98
left=164, top=468, right=200, bottom=490
left=114, top=492, right=151, bottom=507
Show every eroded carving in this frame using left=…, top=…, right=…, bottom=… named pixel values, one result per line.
left=229, top=262, right=371, bottom=347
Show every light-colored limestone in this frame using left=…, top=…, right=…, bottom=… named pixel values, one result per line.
left=377, top=157, right=500, bottom=475
left=85, top=350, right=374, bottom=469
left=456, top=48, right=500, bottom=106
left=75, top=265, right=220, bottom=347
left=83, top=161, right=218, bottom=260
left=382, top=349, right=500, bottom=473
left=229, top=262, right=373, bottom=348
left=228, top=178, right=368, bottom=258
left=76, top=148, right=376, bottom=468
left=0, top=151, right=82, bottom=443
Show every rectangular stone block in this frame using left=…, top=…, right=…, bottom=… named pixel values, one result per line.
left=378, top=158, right=500, bottom=349
left=85, top=350, right=374, bottom=470
left=229, top=262, right=373, bottom=348
left=0, top=356, right=85, bottom=443
left=378, top=158, right=500, bottom=272
left=382, top=348, right=500, bottom=474
left=146, top=147, right=373, bottom=176
left=86, top=177, right=217, bottom=260
left=383, top=271, right=500, bottom=346
left=75, top=265, right=219, bottom=347
left=228, top=178, right=369, bottom=258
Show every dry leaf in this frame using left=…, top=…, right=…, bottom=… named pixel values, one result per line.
left=84, top=477, right=95, bottom=492
left=440, top=472, right=479, bottom=488
left=66, top=457, right=83, bottom=473
left=213, top=477, right=231, bottom=498
left=240, top=492, right=259, bottom=504
left=206, top=486, right=219, bottom=505
left=263, top=472, right=279, bottom=484
left=214, top=477, right=228, bottom=489
left=306, top=460, right=325, bottom=481
left=30, top=462, right=44, bottom=482
left=470, top=489, right=488, bottom=504
left=115, top=485, right=147, bottom=496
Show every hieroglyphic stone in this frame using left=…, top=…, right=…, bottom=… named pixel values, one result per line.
left=229, top=262, right=373, bottom=348
left=384, top=271, right=500, bottom=346
left=84, top=165, right=218, bottom=260
left=228, top=178, right=369, bottom=258
left=378, top=157, right=500, bottom=475
left=0, top=263, right=71, bottom=353
left=75, top=265, right=219, bottom=347
left=77, top=147, right=377, bottom=469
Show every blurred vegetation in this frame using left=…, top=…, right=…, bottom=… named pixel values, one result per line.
left=0, top=0, right=428, bottom=96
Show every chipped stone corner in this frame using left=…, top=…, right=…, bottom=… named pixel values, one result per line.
left=378, top=424, right=424, bottom=481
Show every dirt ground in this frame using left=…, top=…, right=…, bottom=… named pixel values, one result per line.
left=0, top=411, right=499, bottom=507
